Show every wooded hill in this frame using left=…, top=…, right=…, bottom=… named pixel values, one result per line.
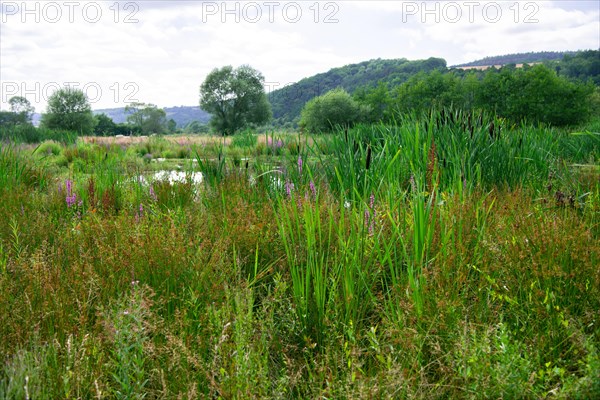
left=268, top=57, right=447, bottom=126
left=47, top=50, right=595, bottom=130
left=452, top=51, right=574, bottom=67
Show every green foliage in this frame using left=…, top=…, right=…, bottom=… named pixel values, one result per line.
left=230, top=129, right=258, bottom=148
left=454, top=50, right=570, bottom=67
left=558, top=49, right=600, bottom=85
left=0, top=96, right=35, bottom=129
left=353, top=82, right=393, bottom=123
left=105, top=283, right=149, bottom=399
left=477, top=64, right=594, bottom=126
left=0, top=116, right=597, bottom=398
left=8, top=96, right=35, bottom=122
left=183, top=120, right=210, bottom=134
left=300, top=88, right=368, bottom=133
left=270, top=57, right=446, bottom=125
left=124, top=102, right=168, bottom=135
left=167, top=118, right=177, bottom=134
left=200, top=65, right=272, bottom=135
left=354, top=64, right=595, bottom=127
left=394, top=70, right=465, bottom=113
left=94, top=113, right=117, bottom=136
left=40, top=87, right=96, bottom=135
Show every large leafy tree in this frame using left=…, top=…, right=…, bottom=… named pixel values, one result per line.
left=41, top=87, right=96, bottom=135
left=94, top=113, right=117, bottom=136
left=125, top=102, right=167, bottom=135
left=0, top=96, right=35, bottom=129
left=9, top=96, right=35, bottom=124
left=200, top=65, right=271, bottom=135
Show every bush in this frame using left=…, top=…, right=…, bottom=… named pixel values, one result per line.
left=34, top=141, right=62, bottom=157
left=300, top=88, right=369, bottom=133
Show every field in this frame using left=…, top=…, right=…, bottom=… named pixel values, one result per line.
left=1, top=111, right=599, bottom=399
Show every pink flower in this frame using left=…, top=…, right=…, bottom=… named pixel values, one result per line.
left=65, top=179, right=77, bottom=208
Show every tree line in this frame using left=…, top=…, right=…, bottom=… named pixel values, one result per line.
left=301, top=62, right=598, bottom=133
left=0, top=88, right=181, bottom=142
left=1, top=50, right=597, bottom=141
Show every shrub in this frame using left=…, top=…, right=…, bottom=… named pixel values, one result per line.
left=300, top=88, right=369, bottom=133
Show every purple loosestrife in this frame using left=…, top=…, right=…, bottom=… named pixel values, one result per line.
left=298, top=155, right=303, bottom=175
left=135, top=203, right=144, bottom=223
left=65, top=179, right=77, bottom=208
left=309, top=180, right=316, bottom=200
left=285, top=180, right=294, bottom=199
left=149, top=185, right=157, bottom=202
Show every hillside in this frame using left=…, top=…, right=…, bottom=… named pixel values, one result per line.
left=452, top=51, right=572, bottom=67
left=268, top=57, right=447, bottom=125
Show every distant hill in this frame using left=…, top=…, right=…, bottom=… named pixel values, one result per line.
left=268, top=57, right=447, bottom=125
left=452, top=51, right=573, bottom=68
left=93, top=106, right=211, bottom=127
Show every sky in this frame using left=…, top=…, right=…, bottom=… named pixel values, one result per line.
left=0, top=0, right=598, bottom=112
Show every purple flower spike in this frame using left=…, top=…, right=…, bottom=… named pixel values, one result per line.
left=285, top=180, right=294, bottom=199
left=65, top=179, right=77, bottom=208
left=309, top=180, right=316, bottom=199
left=149, top=185, right=157, bottom=202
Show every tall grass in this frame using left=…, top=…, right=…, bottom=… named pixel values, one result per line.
left=0, top=112, right=598, bottom=398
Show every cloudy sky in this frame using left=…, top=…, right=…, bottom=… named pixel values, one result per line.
left=1, top=0, right=598, bottom=112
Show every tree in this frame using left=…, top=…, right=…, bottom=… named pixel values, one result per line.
left=354, top=82, right=392, bottom=123
left=167, top=118, right=177, bottom=133
left=9, top=96, right=35, bottom=124
left=94, top=113, right=117, bottom=136
left=125, top=102, right=167, bottom=135
left=477, top=64, right=594, bottom=126
left=299, top=88, right=369, bottom=133
left=41, top=87, right=96, bottom=135
left=200, top=65, right=271, bottom=135
left=184, top=120, right=209, bottom=134
left=393, top=70, right=465, bottom=113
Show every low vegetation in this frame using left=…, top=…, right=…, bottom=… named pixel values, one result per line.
left=0, top=109, right=598, bottom=398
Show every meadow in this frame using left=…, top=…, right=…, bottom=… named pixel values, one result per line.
left=0, top=110, right=599, bottom=399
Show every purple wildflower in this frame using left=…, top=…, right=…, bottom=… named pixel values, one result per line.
left=149, top=185, right=157, bottom=202
left=65, top=179, right=77, bottom=208
left=284, top=180, right=294, bottom=199
left=309, top=180, right=316, bottom=199
left=297, top=155, right=303, bottom=175
left=135, top=203, right=144, bottom=223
